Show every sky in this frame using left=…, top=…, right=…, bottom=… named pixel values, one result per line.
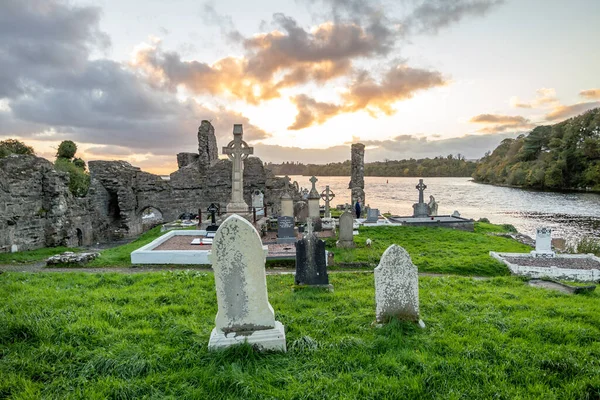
left=1, top=0, right=599, bottom=174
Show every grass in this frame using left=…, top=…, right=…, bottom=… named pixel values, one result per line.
left=327, top=223, right=531, bottom=276
left=0, top=247, right=79, bottom=264
left=86, top=226, right=197, bottom=268
left=1, top=271, right=599, bottom=399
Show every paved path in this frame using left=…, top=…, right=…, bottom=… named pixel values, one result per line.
left=0, top=262, right=490, bottom=279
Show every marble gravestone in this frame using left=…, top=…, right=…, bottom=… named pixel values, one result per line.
left=336, top=211, right=355, bottom=248
left=366, top=208, right=379, bottom=223
left=295, top=226, right=332, bottom=290
left=277, top=216, right=296, bottom=244
left=208, top=214, right=286, bottom=351
left=374, top=244, right=425, bottom=327
left=532, top=227, right=555, bottom=258
left=412, top=179, right=430, bottom=218
left=252, top=190, right=264, bottom=214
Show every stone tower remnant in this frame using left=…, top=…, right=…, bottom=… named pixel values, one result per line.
left=197, top=120, right=218, bottom=173
left=349, top=143, right=365, bottom=210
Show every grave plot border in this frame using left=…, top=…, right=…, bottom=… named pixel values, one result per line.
left=490, top=251, right=600, bottom=282
left=131, top=230, right=210, bottom=265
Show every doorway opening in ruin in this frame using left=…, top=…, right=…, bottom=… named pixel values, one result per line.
left=141, top=206, right=164, bottom=229
left=76, top=228, right=83, bottom=247
left=107, top=191, right=121, bottom=222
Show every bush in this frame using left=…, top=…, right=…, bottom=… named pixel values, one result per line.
left=568, top=237, right=600, bottom=256
left=56, top=140, right=77, bottom=159
left=55, top=158, right=90, bottom=197
left=0, top=139, right=34, bottom=158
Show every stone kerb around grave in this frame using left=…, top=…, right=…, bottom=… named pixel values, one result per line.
left=374, top=244, right=425, bottom=327
left=208, top=214, right=286, bottom=351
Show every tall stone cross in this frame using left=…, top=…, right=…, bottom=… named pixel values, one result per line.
left=416, top=179, right=427, bottom=204
left=320, top=185, right=335, bottom=218
left=223, top=124, right=253, bottom=212
left=309, top=176, right=319, bottom=198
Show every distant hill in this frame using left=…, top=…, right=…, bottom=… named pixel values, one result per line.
left=265, top=155, right=476, bottom=177
left=473, top=108, right=600, bottom=191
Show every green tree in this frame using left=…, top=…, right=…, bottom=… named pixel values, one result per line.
left=56, top=140, right=77, bottom=159
left=0, top=139, right=35, bottom=158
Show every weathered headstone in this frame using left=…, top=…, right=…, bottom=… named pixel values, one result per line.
left=412, top=179, right=429, bottom=217
left=427, top=196, right=438, bottom=216
left=208, top=214, right=286, bottom=351
left=295, top=230, right=332, bottom=290
left=277, top=216, right=296, bottom=244
left=374, top=245, right=424, bottom=327
left=295, top=201, right=309, bottom=223
left=532, top=227, right=555, bottom=258
left=252, top=190, right=264, bottom=213
left=336, top=211, right=355, bottom=248
left=366, top=208, right=379, bottom=223
left=280, top=175, right=294, bottom=218
left=223, top=124, right=253, bottom=213
left=452, top=210, right=461, bottom=218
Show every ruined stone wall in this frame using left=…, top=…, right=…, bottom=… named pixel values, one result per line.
left=197, top=120, right=218, bottom=174
left=0, top=155, right=95, bottom=252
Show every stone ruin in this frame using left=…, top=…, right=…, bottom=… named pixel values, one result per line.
left=0, top=121, right=297, bottom=252
left=349, top=143, right=365, bottom=208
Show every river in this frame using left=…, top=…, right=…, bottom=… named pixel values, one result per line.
left=287, top=176, right=600, bottom=240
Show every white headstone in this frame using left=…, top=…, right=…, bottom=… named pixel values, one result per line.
left=208, top=214, right=286, bottom=351
left=532, top=227, right=555, bottom=258
left=374, top=244, right=424, bottom=327
left=252, top=190, right=264, bottom=209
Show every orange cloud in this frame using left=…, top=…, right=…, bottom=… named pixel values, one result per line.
left=469, top=114, right=534, bottom=133
left=510, top=88, right=558, bottom=109
left=580, top=89, right=600, bottom=100
left=545, top=102, right=600, bottom=121
left=288, top=65, right=446, bottom=129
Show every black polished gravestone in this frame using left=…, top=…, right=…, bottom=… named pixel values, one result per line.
left=295, top=233, right=332, bottom=290
left=276, top=216, right=296, bottom=244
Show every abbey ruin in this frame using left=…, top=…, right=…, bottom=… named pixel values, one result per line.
left=0, top=121, right=296, bottom=252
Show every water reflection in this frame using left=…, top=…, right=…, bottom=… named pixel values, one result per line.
left=288, top=176, right=600, bottom=239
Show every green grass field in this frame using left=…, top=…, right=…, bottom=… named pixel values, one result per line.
left=328, top=223, right=530, bottom=276
left=1, top=272, right=599, bottom=399
left=0, top=246, right=79, bottom=264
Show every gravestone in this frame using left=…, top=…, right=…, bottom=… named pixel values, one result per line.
left=427, top=196, right=438, bottom=216
left=452, top=210, right=461, bottom=218
left=280, top=175, right=294, bottom=217
left=208, top=214, right=286, bottom=351
left=295, top=201, right=309, bottom=223
left=366, top=208, right=379, bottom=223
left=531, top=227, right=555, bottom=258
left=295, top=230, right=332, bottom=290
left=277, top=216, right=296, bottom=244
left=374, top=244, right=424, bottom=327
left=207, top=203, right=219, bottom=225
left=252, top=190, right=264, bottom=215
left=320, top=185, right=335, bottom=218
left=412, top=179, right=429, bottom=217
left=308, top=176, right=320, bottom=218
left=336, top=211, right=355, bottom=248
left=223, top=124, right=253, bottom=213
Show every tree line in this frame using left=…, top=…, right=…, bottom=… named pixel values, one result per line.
left=473, top=108, right=600, bottom=191
left=265, top=155, right=477, bottom=177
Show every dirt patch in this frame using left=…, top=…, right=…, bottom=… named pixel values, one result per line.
left=153, top=236, right=210, bottom=250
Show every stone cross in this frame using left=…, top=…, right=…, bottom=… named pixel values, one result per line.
left=223, top=124, right=253, bottom=212
left=320, top=185, right=335, bottom=218
left=374, top=244, right=424, bottom=327
left=306, top=218, right=314, bottom=236
left=309, top=176, right=318, bottom=193
left=416, top=179, right=427, bottom=204
left=208, top=214, right=286, bottom=351
left=282, top=175, right=291, bottom=193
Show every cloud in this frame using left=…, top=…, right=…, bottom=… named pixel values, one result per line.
left=580, top=89, right=600, bottom=100
left=469, top=113, right=535, bottom=133
left=289, top=65, right=446, bottom=129
left=202, top=3, right=244, bottom=43
left=510, top=88, right=559, bottom=109
left=545, top=102, right=600, bottom=121
left=0, top=1, right=268, bottom=162
left=403, top=0, right=505, bottom=34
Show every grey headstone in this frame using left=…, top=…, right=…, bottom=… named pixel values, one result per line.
left=374, top=244, right=424, bottom=327
left=295, top=233, right=329, bottom=286
left=366, top=208, right=379, bottom=223
left=336, top=211, right=355, bottom=248
left=532, top=227, right=555, bottom=258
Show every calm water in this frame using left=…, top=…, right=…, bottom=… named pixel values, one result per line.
left=288, top=176, right=600, bottom=240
